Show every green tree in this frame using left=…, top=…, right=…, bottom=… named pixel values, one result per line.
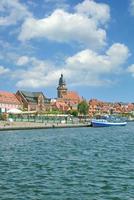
left=78, top=100, right=89, bottom=115
left=67, top=110, right=78, bottom=117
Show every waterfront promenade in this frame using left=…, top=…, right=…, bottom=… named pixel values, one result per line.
left=0, top=121, right=90, bottom=131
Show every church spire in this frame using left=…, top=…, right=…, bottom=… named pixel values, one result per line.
left=59, top=74, right=65, bottom=86
left=57, top=74, right=67, bottom=98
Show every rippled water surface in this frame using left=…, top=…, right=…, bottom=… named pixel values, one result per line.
left=0, top=123, right=134, bottom=200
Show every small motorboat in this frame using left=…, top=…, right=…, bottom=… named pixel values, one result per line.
left=91, top=119, right=127, bottom=127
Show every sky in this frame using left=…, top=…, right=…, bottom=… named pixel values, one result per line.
left=1, top=0, right=134, bottom=102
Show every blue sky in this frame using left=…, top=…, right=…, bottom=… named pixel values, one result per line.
left=1, top=0, right=134, bottom=102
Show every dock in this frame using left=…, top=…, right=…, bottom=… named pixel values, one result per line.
left=0, top=121, right=91, bottom=131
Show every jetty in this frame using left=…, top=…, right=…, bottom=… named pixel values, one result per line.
left=0, top=121, right=91, bottom=131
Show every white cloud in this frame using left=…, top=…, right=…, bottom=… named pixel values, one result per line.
left=16, top=70, right=61, bottom=88
left=0, top=0, right=31, bottom=26
left=13, top=56, right=57, bottom=88
left=19, top=9, right=107, bottom=49
left=128, top=64, right=134, bottom=77
left=66, top=43, right=129, bottom=72
left=0, top=66, right=10, bottom=75
left=75, top=0, right=110, bottom=25
left=64, top=43, right=129, bottom=86
left=129, top=0, right=134, bottom=15
left=106, top=43, right=130, bottom=66
left=16, top=56, right=30, bottom=66
left=14, top=43, right=129, bottom=88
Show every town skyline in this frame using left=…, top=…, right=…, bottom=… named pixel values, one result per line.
left=1, top=0, right=134, bottom=102
left=0, top=72, right=134, bottom=104
left=1, top=73, right=134, bottom=117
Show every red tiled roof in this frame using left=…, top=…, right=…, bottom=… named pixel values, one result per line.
left=62, top=91, right=81, bottom=100
left=52, top=101, right=69, bottom=111
left=0, top=91, right=21, bottom=104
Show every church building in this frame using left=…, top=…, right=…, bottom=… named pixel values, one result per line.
left=57, top=74, right=82, bottom=110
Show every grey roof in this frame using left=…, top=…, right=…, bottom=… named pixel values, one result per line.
left=19, top=91, right=45, bottom=103
left=33, top=92, right=44, bottom=97
left=21, top=91, right=35, bottom=98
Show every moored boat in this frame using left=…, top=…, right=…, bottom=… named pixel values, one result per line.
left=91, top=119, right=127, bottom=127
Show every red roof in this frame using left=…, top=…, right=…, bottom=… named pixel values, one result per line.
left=0, top=91, right=21, bottom=104
left=52, top=101, right=69, bottom=111
left=62, top=91, right=81, bottom=101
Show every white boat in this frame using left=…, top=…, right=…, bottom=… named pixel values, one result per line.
left=91, top=119, right=127, bottom=127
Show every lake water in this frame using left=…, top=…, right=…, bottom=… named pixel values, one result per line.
left=0, top=123, right=134, bottom=200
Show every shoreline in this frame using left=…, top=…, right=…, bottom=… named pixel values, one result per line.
left=0, top=121, right=91, bottom=131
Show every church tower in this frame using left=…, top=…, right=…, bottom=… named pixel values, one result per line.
left=57, top=74, right=67, bottom=98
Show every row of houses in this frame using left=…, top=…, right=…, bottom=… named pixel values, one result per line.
left=88, top=99, right=134, bottom=117
left=0, top=74, right=82, bottom=113
left=0, top=90, right=48, bottom=113
left=0, top=90, right=82, bottom=113
left=0, top=74, right=134, bottom=116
